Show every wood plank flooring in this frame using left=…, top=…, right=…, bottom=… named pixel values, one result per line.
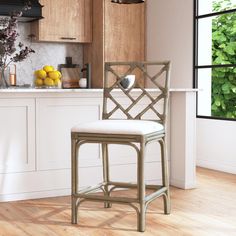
left=0, top=168, right=236, bottom=236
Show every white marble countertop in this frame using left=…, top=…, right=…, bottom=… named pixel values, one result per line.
left=0, top=88, right=198, bottom=93
left=0, top=88, right=101, bottom=93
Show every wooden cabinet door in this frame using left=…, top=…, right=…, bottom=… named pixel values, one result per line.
left=104, top=0, right=145, bottom=63
left=84, top=0, right=146, bottom=88
left=104, top=0, right=145, bottom=87
left=68, top=0, right=92, bottom=42
left=38, top=0, right=66, bottom=41
left=32, top=0, right=92, bottom=43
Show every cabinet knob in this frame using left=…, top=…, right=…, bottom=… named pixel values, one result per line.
left=60, top=37, right=77, bottom=40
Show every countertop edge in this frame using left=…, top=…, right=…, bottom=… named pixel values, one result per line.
left=0, top=88, right=199, bottom=93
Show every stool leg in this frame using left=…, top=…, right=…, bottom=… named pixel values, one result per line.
left=102, top=143, right=111, bottom=208
left=71, top=138, right=78, bottom=224
left=138, top=141, right=146, bottom=232
left=160, top=138, right=171, bottom=214
left=71, top=196, right=78, bottom=224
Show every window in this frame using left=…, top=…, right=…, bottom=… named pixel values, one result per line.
left=194, top=0, right=236, bottom=120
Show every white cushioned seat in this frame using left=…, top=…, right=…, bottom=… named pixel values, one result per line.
left=71, top=120, right=164, bottom=135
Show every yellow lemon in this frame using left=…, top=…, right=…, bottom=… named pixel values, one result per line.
left=35, top=78, right=44, bottom=86
left=44, top=77, right=55, bottom=86
left=48, top=71, right=60, bottom=80
left=54, top=78, right=62, bottom=88
left=43, top=65, right=54, bottom=73
left=56, top=70, right=62, bottom=79
left=54, top=78, right=61, bottom=86
left=34, top=70, right=47, bottom=79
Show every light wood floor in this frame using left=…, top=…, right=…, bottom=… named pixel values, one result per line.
left=0, top=168, right=236, bottom=236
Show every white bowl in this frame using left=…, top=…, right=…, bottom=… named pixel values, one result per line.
left=120, top=75, right=135, bottom=89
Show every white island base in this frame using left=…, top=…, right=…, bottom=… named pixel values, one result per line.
left=0, top=89, right=197, bottom=201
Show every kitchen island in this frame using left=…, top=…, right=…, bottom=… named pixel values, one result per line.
left=0, top=89, right=197, bottom=201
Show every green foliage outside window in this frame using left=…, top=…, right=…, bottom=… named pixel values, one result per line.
left=212, top=0, right=236, bottom=118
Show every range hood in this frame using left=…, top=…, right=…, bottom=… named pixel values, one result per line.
left=0, top=0, right=43, bottom=22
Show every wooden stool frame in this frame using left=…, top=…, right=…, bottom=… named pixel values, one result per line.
left=71, top=61, right=171, bottom=232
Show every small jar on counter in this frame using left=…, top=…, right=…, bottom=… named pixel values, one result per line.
left=79, top=78, right=87, bottom=88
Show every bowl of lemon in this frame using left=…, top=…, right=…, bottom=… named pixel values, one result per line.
left=34, top=65, right=62, bottom=88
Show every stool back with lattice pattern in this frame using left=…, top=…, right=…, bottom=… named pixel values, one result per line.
left=103, top=61, right=171, bottom=127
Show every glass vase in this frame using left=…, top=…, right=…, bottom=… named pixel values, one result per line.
left=0, top=67, right=10, bottom=88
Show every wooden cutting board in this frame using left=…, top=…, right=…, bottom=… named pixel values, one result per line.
left=61, top=67, right=80, bottom=88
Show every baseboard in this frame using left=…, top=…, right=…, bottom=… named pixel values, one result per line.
left=197, top=159, right=236, bottom=175
left=170, top=178, right=196, bottom=189
left=0, top=188, right=70, bottom=202
left=0, top=179, right=162, bottom=202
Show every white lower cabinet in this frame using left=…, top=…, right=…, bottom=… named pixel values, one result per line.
left=0, top=91, right=167, bottom=201
left=0, top=98, right=35, bottom=174
left=0, top=89, right=197, bottom=201
left=36, top=98, right=102, bottom=170
left=0, top=94, right=105, bottom=201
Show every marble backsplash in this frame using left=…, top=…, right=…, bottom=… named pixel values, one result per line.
left=15, top=22, right=83, bottom=85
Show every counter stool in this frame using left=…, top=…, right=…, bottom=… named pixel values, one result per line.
left=71, top=61, right=171, bottom=232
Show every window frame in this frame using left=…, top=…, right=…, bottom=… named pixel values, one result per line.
left=194, top=0, right=236, bottom=121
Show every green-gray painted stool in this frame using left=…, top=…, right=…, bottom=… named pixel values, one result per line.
left=71, top=61, right=171, bottom=232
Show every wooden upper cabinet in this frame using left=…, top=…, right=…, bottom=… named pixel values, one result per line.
left=31, top=0, right=92, bottom=43
left=83, top=0, right=146, bottom=88
left=104, top=0, right=145, bottom=64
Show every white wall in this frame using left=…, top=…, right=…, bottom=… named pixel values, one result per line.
left=197, top=0, right=212, bottom=116
left=197, top=119, right=236, bottom=174
left=147, top=0, right=196, bottom=188
left=147, top=0, right=236, bottom=175
left=147, top=0, right=193, bottom=88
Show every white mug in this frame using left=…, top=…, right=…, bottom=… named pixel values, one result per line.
left=79, top=78, right=87, bottom=88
